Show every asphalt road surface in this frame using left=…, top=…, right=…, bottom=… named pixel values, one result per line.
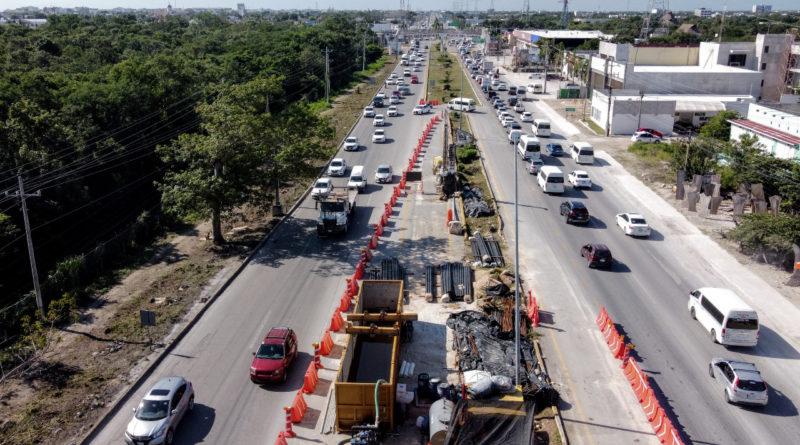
left=88, top=54, right=435, bottom=444
left=465, top=59, right=800, bottom=445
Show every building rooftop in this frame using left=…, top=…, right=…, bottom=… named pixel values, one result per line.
left=521, top=29, right=613, bottom=40
left=633, top=65, right=756, bottom=73
left=729, top=119, right=800, bottom=147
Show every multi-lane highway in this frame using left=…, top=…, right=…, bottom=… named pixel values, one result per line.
left=87, top=50, right=436, bottom=444
left=461, top=49, right=800, bottom=444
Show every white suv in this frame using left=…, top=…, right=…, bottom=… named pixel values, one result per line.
left=125, top=377, right=194, bottom=445
left=363, top=106, right=375, bottom=118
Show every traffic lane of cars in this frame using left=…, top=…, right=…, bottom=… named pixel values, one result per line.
left=92, top=60, right=432, bottom=444
left=468, top=93, right=800, bottom=440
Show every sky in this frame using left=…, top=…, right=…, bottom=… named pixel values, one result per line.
left=2, top=0, right=797, bottom=13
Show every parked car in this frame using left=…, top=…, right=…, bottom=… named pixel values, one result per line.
left=311, top=178, right=333, bottom=200
left=363, top=106, right=375, bottom=118
left=373, top=114, right=385, bottom=126
left=124, top=376, right=194, bottom=445
left=372, top=129, right=386, bottom=143
left=250, top=327, right=298, bottom=384
left=521, top=111, right=534, bottom=122
left=616, top=212, right=651, bottom=237
left=709, top=358, right=768, bottom=406
left=327, top=158, right=347, bottom=176
left=560, top=201, right=590, bottom=224
left=638, top=127, right=664, bottom=138
left=631, top=131, right=661, bottom=143
left=545, top=143, right=564, bottom=156
left=343, top=136, right=359, bottom=151
left=580, top=244, right=613, bottom=269
left=527, top=158, right=544, bottom=175
left=568, top=170, right=592, bottom=188
left=374, top=164, right=393, bottom=184
left=387, top=105, right=398, bottom=116
left=413, top=104, right=431, bottom=115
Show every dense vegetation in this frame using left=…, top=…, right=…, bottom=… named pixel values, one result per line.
left=0, top=13, right=381, bottom=335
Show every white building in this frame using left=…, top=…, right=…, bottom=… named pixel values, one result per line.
left=752, top=4, right=772, bottom=13
left=695, top=8, right=712, bottom=18
left=591, top=90, right=754, bottom=136
left=729, top=103, right=800, bottom=160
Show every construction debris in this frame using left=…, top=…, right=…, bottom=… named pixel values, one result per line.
left=440, top=263, right=473, bottom=303
left=462, top=185, right=494, bottom=217
left=469, top=231, right=505, bottom=267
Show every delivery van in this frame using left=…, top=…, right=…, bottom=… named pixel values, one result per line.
left=516, top=135, right=541, bottom=160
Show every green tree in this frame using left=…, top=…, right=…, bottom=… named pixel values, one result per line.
left=699, top=110, right=740, bottom=141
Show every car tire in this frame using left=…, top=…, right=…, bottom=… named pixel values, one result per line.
left=188, top=395, right=194, bottom=411
left=281, top=370, right=288, bottom=384
left=710, top=329, right=718, bottom=344
left=165, top=429, right=174, bottom=445
left=708, top=364, right=714, bottom=378
left=725, top=390, right=733, bottom=404
left=690, top=307, right=696, bottom=320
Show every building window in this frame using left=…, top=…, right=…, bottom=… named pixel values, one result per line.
left=761, top=63, right=767, bottom=70
left=728, top=54, right=746, bottom=66
left=764, top=46, right=769, bottom=53
left=761, top=80, right=765, bottom=87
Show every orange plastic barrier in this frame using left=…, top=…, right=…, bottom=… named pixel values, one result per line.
left=349, top=276, right=359, bottom=296
left=375, top=222, right=383, bottom=236
left=330, top=309, right=344, bottom=331
left=320, top=330, right=333, bottom=355
left=641, top=389, right=659, bottom=421
left=275, top=430, right=290, bottom=444
left=282, top=409, right=296, bottom=438
left=361, top=247, right=373, bottom=263
left=313, top=342, right=322, bottom=369
left=596, top=307, right=610, bottom=330
left=290, top=391, right=307, bottom=423
left=339, top=293, right=350, bottom=312
left=302, top=362, right=319, bottom=394
left=369, top=232, right=378, bottom=249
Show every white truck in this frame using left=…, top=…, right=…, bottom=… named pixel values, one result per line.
left=317, top=188, right=357, bottom=236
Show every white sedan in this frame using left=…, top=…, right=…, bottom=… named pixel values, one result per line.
left=343, top=136, right=359, bottom=151
left=387, top=106, right=398, bottom=117
left=616, top=212, right=651, bottom=237
left=311, top=178, right=333, bottom=200
left=327, top=158, right=347, bottom=176
left=631, top=131, right=662, bottom=143
left=521, top=112, right=534, bottom=122
left=413, top=104, right=431, bottom=115
left=372, top=129, right=386, bottom=143
left=373, top=114, right=385, bottom=126
left=568, top=170, right=592, bottom=189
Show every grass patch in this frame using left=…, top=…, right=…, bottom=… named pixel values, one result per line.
left=426, top=44, right=478, bottom=104
left=626, top=141, right=676, bottom=183
left=581, top=118, right=605, bottom=135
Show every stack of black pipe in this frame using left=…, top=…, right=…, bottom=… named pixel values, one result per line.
left=440, top=262, right=473, bottom=301
left=368, top=258, right=403, bottom=280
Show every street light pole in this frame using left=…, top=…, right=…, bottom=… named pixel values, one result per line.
left=514, top=128, right=520, bottom=387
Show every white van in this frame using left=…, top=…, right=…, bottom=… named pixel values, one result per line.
left=527, top=83, right=544, bottom=94
left=688, top=288, right=759, bottom=347
left=516, top=135, right=541, bottom=161
left=570, top=141, right=594, bottom=165
left=448, top=97, right=476, bottom=112
left=532, top=119, right=551, bottom=137
left=347, top=165, right=367, bottom=192
left=537, top=166, right=565, bottom=193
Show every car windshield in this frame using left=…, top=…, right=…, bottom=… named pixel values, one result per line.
left=320, top=201, right=345, bottom=213
left=331, top=161, right=342, bottom=167
left=726, top=318, right=759, bottom=330
left=594, top=250, right=611, bottom=258
left=256, top=343, right=285, bottom=360
left=572, top=206, right=588, bottom=214
left=551, top=145, right=562, bottom=150
left=314, top=180, right=328, bottom=188
left=346, top=138, right=356, bottom=143
left=630, top=218, right=647, bottom=225
left=135, top=400, right=169, bottom=421
left=577, top=174, right=589, bottom=179
left=378, top=167, right=391, bottom=174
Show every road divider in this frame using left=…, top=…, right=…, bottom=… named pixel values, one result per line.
left=302, top=362, right=319, bottom=394
left=320, top=330, right=334, bottom=355
left=596, top=307, right=685, bottom=445
left=290, top=391, right=307, bottom=422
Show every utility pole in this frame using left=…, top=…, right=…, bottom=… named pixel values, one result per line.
left=637, top=91, right=644, bottom=129
left=8, top=176, right=44, bottom=318
left=718, top=5, right=727, bottom=43
left=266, top=97, right=282, bottom=217
left=543, top=44, right=549, bottom=94
left=459, top=62, right=464, bottom=132
left=604, top=56, right=613, bottom=136
left=324, top=47, right=331, bottom=104
left=362, top=32, right=366, bottom=72
left=514, top=124, right=520, bottom=388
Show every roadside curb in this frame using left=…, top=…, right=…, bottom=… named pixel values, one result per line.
left=535, top=340, right=569, bottom=445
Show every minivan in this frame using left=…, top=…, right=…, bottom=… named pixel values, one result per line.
left=532, top=119, right=551, bottom=137
left=527, top=83, right=544, bottom=94
left=570, top=141, right=594, bottom=165
left=448, top=97, right=476, bottom=112
left=347, top=165, right=367, bottom=192
left=688, top=288, right=759, bottom=346
left=537, top=166, right=565, bottom=194
left=516, top=135, right=541, bottom=161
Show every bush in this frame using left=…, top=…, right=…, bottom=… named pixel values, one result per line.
left=457, top=146, right=479, bottom=164
left=726, top=213, right=800, bottom=270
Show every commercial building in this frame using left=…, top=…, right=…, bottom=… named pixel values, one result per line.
left=590, top=90, right=754, bottom=136
left=752, top=4, right=772, bottom=13
left=729, top=103, right=800, bottom=160
left=695, top=8, right=712, bottom=18
left=588, top=35, right=796, bottom=102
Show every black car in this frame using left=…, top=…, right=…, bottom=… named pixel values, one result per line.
left=487, top=90, right=497, bottom=99
left=560, top=201, right=590, bottom=224
left=372, top=97, right=384, bottom=108
left=508, top=97, right=518, bottom=106
left=581, top=244, right=612, bottom=269
left=509, top=86, right=517, bottom=95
